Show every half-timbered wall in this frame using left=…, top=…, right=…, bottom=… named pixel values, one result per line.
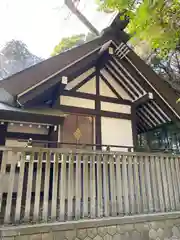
left=59, top=63, right=133, bottom=149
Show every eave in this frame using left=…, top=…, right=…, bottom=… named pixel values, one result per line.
left=0, top=103, right=65, bottom=125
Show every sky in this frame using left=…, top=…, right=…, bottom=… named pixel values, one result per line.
left=0, top=0, right=115, bottom=58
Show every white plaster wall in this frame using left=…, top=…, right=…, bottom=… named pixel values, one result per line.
left=99, top=77, right=117, bottom=98
left=101, top=102, right=131, bottom=114
left=78, top=76, right=96, bottom=94
left=7, top=123, right=48, bottom=135
left=100, top=69, right=132, bottom=101
left=101, top=117, right=133, bottom=151
left=61, top=96, right=95, bottom=109
left=65, top=68, right=95, bottom=90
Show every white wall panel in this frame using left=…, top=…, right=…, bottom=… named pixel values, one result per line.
left=78, top=77, right=96, bottom=94
left=100, top=77, right=117, bottom=98
left=101, top=117, right=133, bottom=151
left=61, top=96, right=95, bottom=109
left=7, top=123, right=48, bottom=135
left=101, top=102, right=131, bottom=114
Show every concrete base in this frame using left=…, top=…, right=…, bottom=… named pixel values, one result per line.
left=1, top=212, right=180, bottom=240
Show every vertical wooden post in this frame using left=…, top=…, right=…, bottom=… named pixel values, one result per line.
left=42, top=151, right=51, bottom=221
left=51, top=153, right=59, bottom=220
left=24, top=152, right=34, bottom=221
left=122, top=155, right=129, bottom=214
left=109, top=155, right=117, bottom=216
left=0, top=150, right=8, bottom=211
left=90, top=154, right=96, bottom=218
left=170, top=157, right=180, bottom=210
left=95, top=66, right=101, bottom=150
left=165, top=157, right=175, bottom=210
left=75, top=153, right=81, bottom=220
left=67, top=153, right=74, bottom=220
left=174, top=157, right=180, bottom=205
left=4, top=151, right=17, bottom=223
left=134, top=156, right=141, bottom=213
left=150, top=156, right=159, bottom=211
left=144, top=156, right=153, bottom=212
left=128, top=155, right=135, bottom=214
left=97, top=155, right=103, bottom=217
left=139, top=156, right=148, bottom=213
left=155, top=156, right=165, bottom=212
left=15, top=152, right=26, bottom=222
left=115, top=155, right=123, bottom=215
left=83, top=154, right=89, bottom=217
left=103, top=154, right=110, bottom=217
left=33, top=151, right=43, bottom=221
left=59, top=154, right=67, bottom=221
left=160, top=156, right=170, bottom=211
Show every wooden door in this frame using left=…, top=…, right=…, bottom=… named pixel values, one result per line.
left=61, top=114, right=94, bottom=149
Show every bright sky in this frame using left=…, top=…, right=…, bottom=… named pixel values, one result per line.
left=0, top=0, right=115, bottom=58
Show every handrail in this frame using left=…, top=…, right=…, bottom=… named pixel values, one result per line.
left=16, top=139, right=134, bottom=150
left=0, top=145, right=179, bottom=157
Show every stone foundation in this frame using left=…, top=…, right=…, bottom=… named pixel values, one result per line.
left=1, top=212, right=180, bottom=240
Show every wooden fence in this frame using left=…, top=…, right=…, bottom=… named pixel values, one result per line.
left=0, top=146, right=180, bottom=225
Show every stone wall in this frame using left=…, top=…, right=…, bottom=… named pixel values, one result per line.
left=1, top=212, right=180, bottom=240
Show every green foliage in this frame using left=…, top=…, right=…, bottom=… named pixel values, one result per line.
left=51, top=32, right=97, bottom=56
left=176, top=98, right=180, bottom=104
left=51, top=34, right=85, bottom=56
left=98, top=0, right=180, bottom=57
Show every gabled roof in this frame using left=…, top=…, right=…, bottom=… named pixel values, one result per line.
left=0, top=15, right=129, bottom=102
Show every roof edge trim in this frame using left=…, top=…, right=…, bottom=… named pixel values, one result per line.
left=17, top=44, right=103, bottom=99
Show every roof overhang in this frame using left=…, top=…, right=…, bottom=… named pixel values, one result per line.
left=0, top=103, right=65, bottom=125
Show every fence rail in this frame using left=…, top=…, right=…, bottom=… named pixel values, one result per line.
left=0, top=146, right=180, bottom=225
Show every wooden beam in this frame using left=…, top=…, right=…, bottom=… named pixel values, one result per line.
left=6, top=132, right=49, bottom=141
left=48, top=126, right=58, bottom=148
left=0, top=123, right=7, bottom=145
left=95, top=67, right=102, bottom=149
left=58, top=105, right=131, bottom=119
left=0, top=110, right=64, bottom=125
left=133, top=93, right=153, bottom=107
left=131, top=106, right=138, bottom=148
left=0, top=123, right=8, bottom=160
left=62, top=89, right=132, bottom=105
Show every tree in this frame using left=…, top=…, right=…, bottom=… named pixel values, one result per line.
left=0, top=40, right=42, bottom=80
left=149, top=50, right=180, bottom=91
left=51, top=32, right=96, bottom=56
left=97, top=0, right=180, bottom=58
left=51, top=34, right=85, bottom=56
left=134, top=40, right=180, bottom=92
